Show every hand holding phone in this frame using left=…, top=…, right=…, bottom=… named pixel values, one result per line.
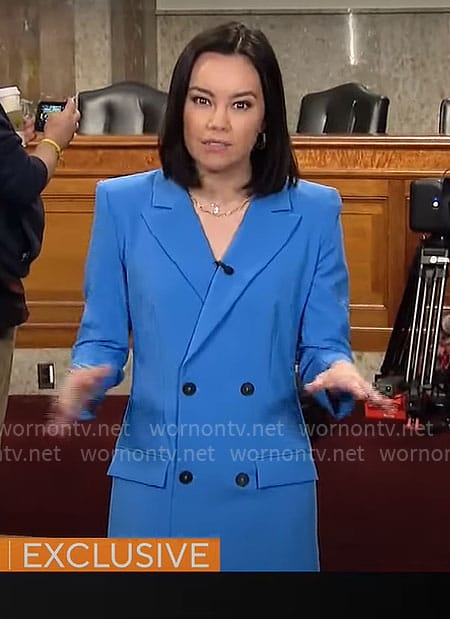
left=39, top=97, right=80, bottom=151
left=34, top=100, right=67, bottom=132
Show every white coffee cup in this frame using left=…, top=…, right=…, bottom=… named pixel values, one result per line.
left=0, top=85, right=24, bottom=144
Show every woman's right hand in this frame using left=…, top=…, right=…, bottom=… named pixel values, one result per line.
left=48, top=365, right=111, bottom=432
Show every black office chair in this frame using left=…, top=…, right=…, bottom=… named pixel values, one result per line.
left=439, top=98, right=450, bottom=134
left=77, top=81, right=168, bottom=135
left=296, top=82, right=389, bottom=134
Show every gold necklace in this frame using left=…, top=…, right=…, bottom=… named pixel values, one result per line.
left=189, top=194, right=250, bottom=217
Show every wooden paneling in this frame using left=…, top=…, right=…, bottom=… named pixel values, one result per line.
left=342, top=198, right=388, bottom=306
left=17, top=134, right=450, bottom=351
left=309, top=177, right=397, bottom=349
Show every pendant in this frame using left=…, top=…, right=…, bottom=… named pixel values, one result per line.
left=211, top=203, right=220, bottom=215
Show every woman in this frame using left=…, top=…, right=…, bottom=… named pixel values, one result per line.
left=54, top=21, right=390, bottom=571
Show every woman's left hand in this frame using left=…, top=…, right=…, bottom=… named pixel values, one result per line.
left=304, top=360, right=394, bottom=411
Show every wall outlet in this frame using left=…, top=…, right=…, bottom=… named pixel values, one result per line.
left=37, top=363, right=55, bottom=389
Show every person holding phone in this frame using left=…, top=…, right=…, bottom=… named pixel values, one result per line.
left=0, top=95, right=80, bottom=443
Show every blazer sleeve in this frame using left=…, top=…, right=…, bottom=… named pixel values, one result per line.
left=71, top=180, right=130, bottom=419
left=297, top=188, right=354, bottom=420
left=0, top=106, right=48, bottom=206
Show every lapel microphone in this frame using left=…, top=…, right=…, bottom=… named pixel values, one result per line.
left=214, top=260, right=234, bottom=275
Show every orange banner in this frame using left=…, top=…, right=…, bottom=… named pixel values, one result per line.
left=0, top=537, right=220, bottom=572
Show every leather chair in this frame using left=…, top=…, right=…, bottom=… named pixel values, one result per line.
left=296, top=82, right=389, bottom=134
left=439, top=98, right=450, bottom=134
left=77, top=81, right=168, bottom=135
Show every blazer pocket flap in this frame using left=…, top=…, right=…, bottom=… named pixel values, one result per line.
left=255, top=452, right=318, bottom=488
left=107, top=448, right=169, bottom=488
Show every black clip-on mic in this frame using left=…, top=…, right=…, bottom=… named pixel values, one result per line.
left=214, top=260, right=234, bottom=275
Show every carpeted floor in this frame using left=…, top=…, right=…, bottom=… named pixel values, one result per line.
left=1, top=395, right=450, bottom=571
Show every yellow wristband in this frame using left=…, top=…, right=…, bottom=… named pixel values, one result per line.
left=40, top=138, right=63, bottom=160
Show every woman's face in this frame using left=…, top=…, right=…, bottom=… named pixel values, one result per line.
left=183, top=52, right=265, bottom=179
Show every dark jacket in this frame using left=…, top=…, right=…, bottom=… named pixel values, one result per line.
left=0, top=103, right=48, bottom=332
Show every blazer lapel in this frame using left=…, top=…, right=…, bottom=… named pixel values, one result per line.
left=141, top=172, right=215, bottom=301
left=184, top=186, right=303, bottom=363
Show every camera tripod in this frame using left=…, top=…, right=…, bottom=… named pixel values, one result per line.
left=373, top=234, right=450, bottom=431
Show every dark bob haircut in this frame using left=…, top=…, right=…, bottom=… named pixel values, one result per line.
left=158, top=21, right=299, bottom=197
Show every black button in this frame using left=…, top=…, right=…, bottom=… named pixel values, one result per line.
left=182, top=382, right=196, bottom=396
left=240, top=382, right=255, bottom=396
left=235, top=473, right=250, bottom=487
left=179, top=470, right=193, bottom=484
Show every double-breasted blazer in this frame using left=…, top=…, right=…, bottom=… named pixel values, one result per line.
left=72, top=168, right=354, bottom=571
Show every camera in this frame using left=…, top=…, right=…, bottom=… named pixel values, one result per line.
left=34, top=100, right=67, bottom=132
left=410, top=175, right=450, bottom=234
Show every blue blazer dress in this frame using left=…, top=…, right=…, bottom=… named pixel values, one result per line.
left=71, top=169, right=354, bottom=571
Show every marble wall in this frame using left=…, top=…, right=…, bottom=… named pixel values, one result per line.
left=73, top=0, right=111, bottom=92
left=0, top=0, right=76, bottom=103
left=1, top=3, right=449, bottom=132
left=0, top=0, right=158, bottom=105
left=9, top=349, right=384, bottom=396
left=9, top=349, right=132, bottom=395
left=157, top=11, right=450, bottom=135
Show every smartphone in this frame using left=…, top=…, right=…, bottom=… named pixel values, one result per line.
left=34, top=100, right=66, bottom=132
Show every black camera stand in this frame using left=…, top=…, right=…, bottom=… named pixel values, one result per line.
left=374, top=234, right=450, bottom=431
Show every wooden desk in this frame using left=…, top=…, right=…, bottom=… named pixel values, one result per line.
left=18, top=134, right=450, bottom=350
